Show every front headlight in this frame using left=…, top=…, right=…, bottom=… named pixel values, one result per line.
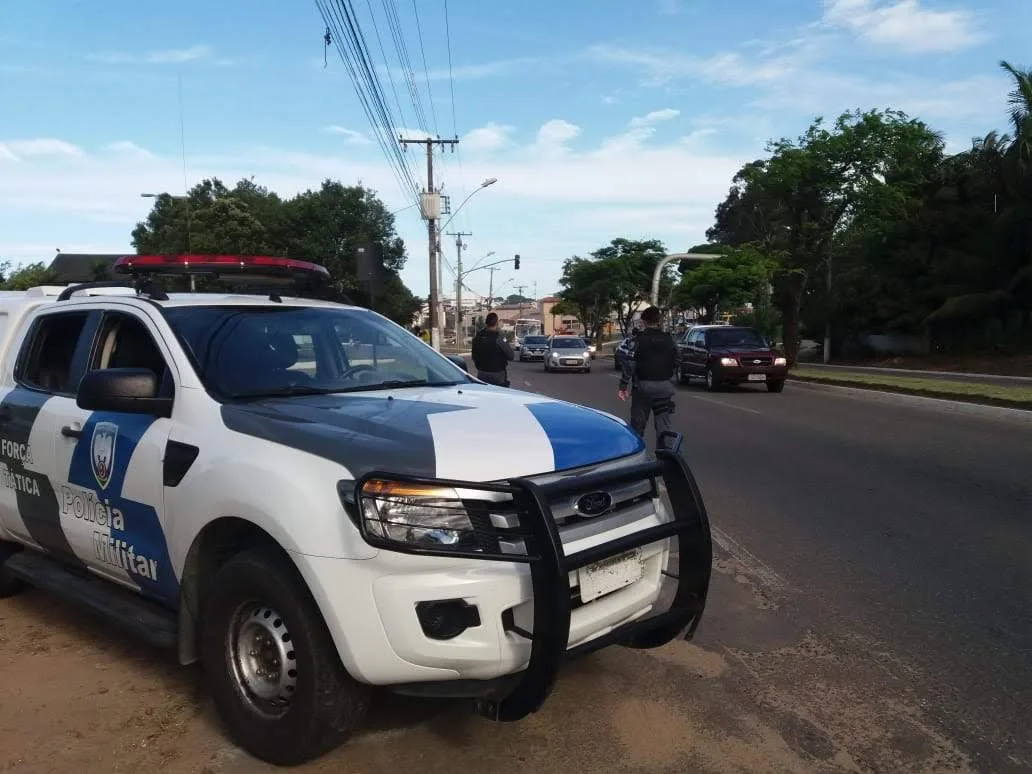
left=358, top=479, right=475, bottom=550
left=550, top=351, right=559, bottom=360
left=719, top=357, right=738, bottom=367
left=773, top=356, right=787, bottom=366
left=583, top=350, right=591, bottom=358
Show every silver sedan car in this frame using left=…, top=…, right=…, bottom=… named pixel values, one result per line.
left=543, top=335, right=593, bottom=373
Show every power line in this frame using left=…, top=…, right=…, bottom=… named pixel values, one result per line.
left=443, top=0, right=458, bottom=136
left=410, top=0, right=439, bottom=134
left=316, top=0, right=420, bottom=202
left=381, top=0, right=430, bottom=132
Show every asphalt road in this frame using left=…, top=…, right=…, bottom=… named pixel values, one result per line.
left=797, top=362, right=1032, bottom=387
left=3, top=358, right=1031, bottom=773
left=506, top=357, right=1032, bottom=773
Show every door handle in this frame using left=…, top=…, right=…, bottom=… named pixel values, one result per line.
left=60, top=425, right=82, bottom=439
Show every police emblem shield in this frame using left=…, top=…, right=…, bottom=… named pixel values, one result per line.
left=91, top=422, right=118, bottom=490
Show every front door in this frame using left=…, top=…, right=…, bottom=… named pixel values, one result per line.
left=49, top=310, right=178, bottom=605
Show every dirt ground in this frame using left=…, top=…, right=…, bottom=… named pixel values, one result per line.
left=0, top=537, right=975, bottom=774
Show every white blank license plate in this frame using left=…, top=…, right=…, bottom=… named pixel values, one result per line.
left=578, top=549, right=644, bottom=602
left=562, top=359, right=579, bottom=365
left=747, top=373, right=767, bottom=382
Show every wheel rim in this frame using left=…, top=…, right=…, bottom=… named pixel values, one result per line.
left=706, top=369, right=713, bottom=388
left=227, top=602, right=298, bottom=717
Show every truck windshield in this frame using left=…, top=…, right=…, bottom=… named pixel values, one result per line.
left=706, top=328, right=767, bottom=348
left=164, top=305, right=471, bottom=399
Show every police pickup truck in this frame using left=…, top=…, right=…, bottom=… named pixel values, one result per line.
left=0, top=254, right=712, bottom=766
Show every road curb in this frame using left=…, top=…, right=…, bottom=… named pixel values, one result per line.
left=802, top=363, right=1032, bottom=384
left=788, top=376, right=1032, bottom=419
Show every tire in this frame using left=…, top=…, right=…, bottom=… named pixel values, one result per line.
left=677, top=364, right=691, bottom=385
left=200, top=547, right=370, bottom=766
left=705, top=365, right=720, bottom=392
left=0, top=541, right=26, bottom=598
left=767, top=380, right=785, bottom=393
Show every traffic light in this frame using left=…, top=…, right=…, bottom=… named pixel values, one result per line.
left=514, top=254, right=520, bottom=270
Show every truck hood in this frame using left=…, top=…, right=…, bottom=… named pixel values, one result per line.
left=220, top=383, right=645, bottom=481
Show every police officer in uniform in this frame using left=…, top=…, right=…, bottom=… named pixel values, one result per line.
left=471, top=312, right=515, bottom=386
left=617, top=306, right=678, bottom=439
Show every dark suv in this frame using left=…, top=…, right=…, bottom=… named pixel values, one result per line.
left=519, top=334, right=549, bottom=361
left=677, top=325, right=788, bottom=392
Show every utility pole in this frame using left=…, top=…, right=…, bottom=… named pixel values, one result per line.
left=514, top=283, right=527, bottom=338
left=447, top=231, right=472, bottom=346
left=486, top=266, right=499, bottom=309
left=400, top=135, right=458, bottom=350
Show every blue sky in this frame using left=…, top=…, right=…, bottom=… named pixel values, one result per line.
left=1, top=0, right=1028, bottom=301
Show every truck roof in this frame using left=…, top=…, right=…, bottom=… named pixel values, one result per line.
left=0, top=285, right=359, bottom=312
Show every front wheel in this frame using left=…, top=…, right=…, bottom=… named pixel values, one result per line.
left=0, top=541, right=26, bottom=598
left=766, top=380, right=785, bottom=393
left=705, top=366, right=720, bottom=392
left=200, top=547, right=370, bottom=766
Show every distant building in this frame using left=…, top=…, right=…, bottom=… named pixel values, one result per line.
left=47, top=252, right=127, bottom=283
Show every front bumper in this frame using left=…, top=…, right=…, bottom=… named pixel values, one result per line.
left=343, top=437, right=711, bottom=723
left=547, top=355, right=591, bottom=370
left=520, top=349, right=547, bottom=360
left=717, top=364, right=788, bottom=383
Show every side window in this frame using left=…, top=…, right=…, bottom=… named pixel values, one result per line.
left=93, top=313, right=174, bottom=399
left=17, top=311, right=91, bottom=395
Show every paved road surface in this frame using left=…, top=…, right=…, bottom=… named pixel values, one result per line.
left=798, top=362, right=1032, bottom=387
left=1, top=362, right=1030, bottom=773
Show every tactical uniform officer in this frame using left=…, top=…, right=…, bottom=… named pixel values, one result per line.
left=471, top=312, right=515, bottom=386
left=617, top=306, right=678, bottom=439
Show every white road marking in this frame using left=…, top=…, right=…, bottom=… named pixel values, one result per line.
left=710, top=525, right=792, bottom=592
left=689, top=394, right=762, bottom=415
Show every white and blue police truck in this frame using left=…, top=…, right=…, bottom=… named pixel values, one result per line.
left=0, top=254, right=712, bottom=766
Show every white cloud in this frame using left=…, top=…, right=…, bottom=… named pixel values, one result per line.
left=629, top=108, right=680, bottom=127
left=0, top=138, right=83, bottom=160
left=536, top=119, right=581, bottom=147
left=323, top=126, right=372, bottom=144
left=821, top=0, right=986, bottom=52
left=588, top=43, right=816, bottom=88
left=87, top=45, right=215, bottom=65
left=0, top=132, right=749, bottom=294
left=103, top=140, right=154, bottom=158
left=425, top=56, right=543, bottom=81
left=462, top=122, right=515, bottom=152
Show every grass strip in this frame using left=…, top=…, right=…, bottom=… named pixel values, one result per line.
left=790, top=367, right=1032, bottom=410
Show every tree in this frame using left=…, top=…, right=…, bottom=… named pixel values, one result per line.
left=673, top=246, right=776, bottom=323
left=556, top=257, right=615, bottom=343
left=131, top=177, right=421, bottom=325
left=708, top=109, right=945, bottom=364
left=0, top=261, right=57, bottom=290
left=587, top=238, right=672, bottom=334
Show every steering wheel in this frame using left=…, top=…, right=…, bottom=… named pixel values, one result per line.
left=340, top=364, right=378, bottom=381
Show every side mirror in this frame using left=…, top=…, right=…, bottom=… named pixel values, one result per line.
left=445, top=354, right=469, bottom=373
left=77, top=368, right=172, bottom=417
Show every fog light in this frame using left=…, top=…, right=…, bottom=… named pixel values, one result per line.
left=415, top=599, right=482, bottom=640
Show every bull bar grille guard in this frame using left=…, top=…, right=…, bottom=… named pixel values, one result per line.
left=351, top=431, right=713, bottom=723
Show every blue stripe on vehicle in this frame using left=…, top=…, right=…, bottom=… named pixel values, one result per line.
left=66, top=412, right=178, bottom=606
left=526, top=401, right=645, bottom=471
